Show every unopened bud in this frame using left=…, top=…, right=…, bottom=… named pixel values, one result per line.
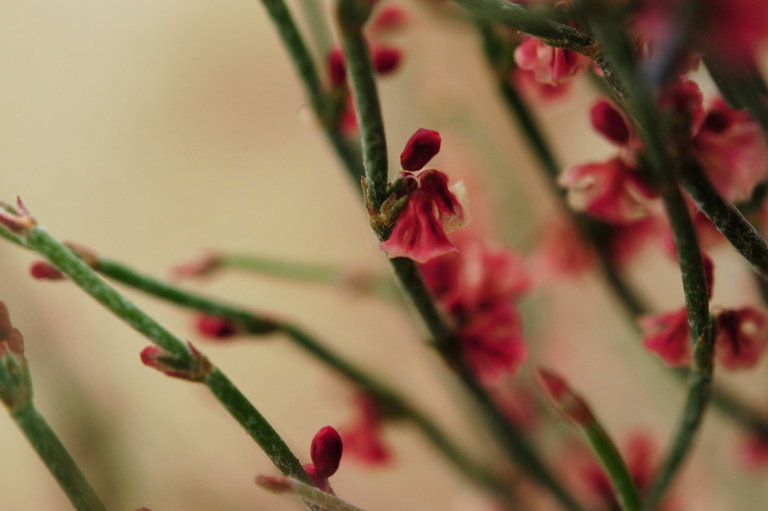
left=170, top=251, right=223, bottom=280
left=140, top=342, right=212, bottom=382
left=327, top=48, right=347, bottom=87
left=537, top=368, right=594, bottom=426
left=372, top=45, right=402, bottom=76
left=0, top=197, right=36, bottom=234
left=310, top=425, right=343, bottom=479
left=195, top=314, right=239, bottom=339
left=29, top=261, right=64, bottom=280
left=590, top=99, right=631, bottom=146
left=400, top=128, right=442, bottom=171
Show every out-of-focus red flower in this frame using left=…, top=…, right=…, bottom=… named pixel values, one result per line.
left=714, top=307, right=768, bottom=370
left=341, top=394, right=392, bottom=465
left=512, top=68, right=573, bottom=102
left=529, top=218, right=594, bottom=282
left=738, top=433, right=768, bottom=470
left=559, top=157, right=655, bottom=224
left=194, top=314, right=239, bottom=340
left=514, top=36, right=590, bottom=85
left=638, top=307, right=691, bottom=367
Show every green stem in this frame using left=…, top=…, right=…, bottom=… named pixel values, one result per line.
left=644, top=320, right=716, bottom=511
left=93, top=257, right=512, bottom=505
left=451, top=0, right=593, bottom=50
left=585, top=8, right=714, bottom=508
left=11, top=403, right=107, bottom=511
left=203, top=369, right=311, bottom=483
left=257, top=0, right=364, bottom=180
left=679, top=159, right=768, bottom=279
left=10, top=226, right=316, bottom=506
left=337, top=0, right=389, bottom=210
left=298, top=0, right=333, bottom=62
left=271, top=477, right=369, bottom=511
left=582, top=422, right=643, bottom=511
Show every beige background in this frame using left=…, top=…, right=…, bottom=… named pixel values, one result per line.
left=1, top=1, right=767, bottom=510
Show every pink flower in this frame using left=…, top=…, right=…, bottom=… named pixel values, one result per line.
left=341, top=394, right=391, bottom=465
left=529, top=218, right=594, bottom=281
left=699, top=0, right=768, bottom=63
left=306, top=426, right=343, bottom=489
left=459, top=305, right=527, bottom=383
left=659, top=79, right=706, bottom=136
left=638, top=307, right=691, bottom=367
left=371, top=45, right=402, bottom=75
left=693, top=99, right=768, bottom=203
left=512, top=68, right=573, bottom=102
left=380, top=134, right=470, bottom=263
left=514, top=37, right=590, bottom=85
left=738, top=433, right=768, bottom=470
left=714, top=307, right=768, bottom=370
left=559, top=157, right=655, bottom=224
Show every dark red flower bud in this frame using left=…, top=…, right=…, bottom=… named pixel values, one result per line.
left=29, top=261, right=64, bottom=280
left=310, top=425, right=343, bottom=479
left=371, top=45, right=402, bottom=76
left=195, top=314, right=238, bottom=339
left=537, top=368, right=594, bottom=426
left=327, top=48, right=346, bottom=87
left=400, top=128, right=441, bottom=171
left=590, top=99, right=630, bottom=146
left=371, top=6, right=407, bottom=33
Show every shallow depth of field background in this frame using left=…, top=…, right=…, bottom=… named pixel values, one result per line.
left=1, top=1, right=767, bottom=510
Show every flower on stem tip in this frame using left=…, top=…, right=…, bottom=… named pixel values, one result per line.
left=639, top=307, right=691, bottom=367
left=514, top=37, right=590, bottom=86
left=194, top=314, right=239, bottom=340
left=379, top=129, right=470, bottom=263
left=536, top=368, right=594, bottom=426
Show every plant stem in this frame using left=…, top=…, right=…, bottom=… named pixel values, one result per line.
left=337, top=0, right=389, bottom=210
left=705, top=57, right=768, bottom=136
left=261, top=477, right=370, bottom=511
left=451, top=0, right=593, bottom=50
left=93, top=257, right=514, bottom=505
left=257, top=0, right=364, bottom=180
left=335, top=3, right=581, bottom=507
left=585, top=8, right=714, bottom=508
left=582, top=422, right=643, bottom=511
left=11, top=225, right=316, bottom=506
left=644, top=320, right=715, bottom=511
left=298, top=0, right=333, bottom=62
left=679, top=159, right=768, bottom=279
left=11, top=403, right=108, bottom=511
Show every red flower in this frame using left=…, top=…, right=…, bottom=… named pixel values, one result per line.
left=693, top=99, right=768, bottom=203
left=514, top=37, right=590, bottom=85
left=379, top=135, right=470, bottom=263
left=341, top=394, right=391, bottom=465
left=590, top=99, right=632, bottom=146
left=529, top=218, right=594, bottom=281
left=195, top=314, right=239, bottom=340
left=714, top=307, right=768, bottom=370
left=559, top=157, right=655, bottom=224
left=638, top=307, right=691, bottom=367
left=459, top=305, right=527, bottom=383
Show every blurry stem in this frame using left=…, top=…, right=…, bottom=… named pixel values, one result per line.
left=298, top=0, right=333, bottom=61
left=258, top=0, right=363, bottom=180
left=220, top=253, right=399, bottom=300
left=90, top=258, right=515, bottom=507
left=679, top=159, right=768, bottom=279
left=11, top=403, right=107, bottom=511
left=644, top=320, right=715, bottom=510
left=336, top=3, right=582, bottom=508
left=581, top=423, right=642, bottom=511
left=705, top=58, right=768, bottom=136
left=451, top=0, right=593, bottom=51
left=585, top=7, right=713, bottom=507
left=8, top=226, right=317, bottom=507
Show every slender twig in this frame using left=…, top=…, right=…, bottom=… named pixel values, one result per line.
left=258, top=476, right=369, bottom=511
left=335, top=4, right=582, bottom=507
left=679, top=159, right=768, bottom=279
left=88, top=258, right=515, bottom=506
left=1, top=223, right=317, bottom=507
left=337, top=0, right=389, bottom=209
left=644, top=319, right=715, bottom=511
left=11, top=403, right=108, bottom=511
left=451, top=0, right=593, bottom=51
left=298, top=0, right=333, bottom=62
left=585, top=8, right=714, bottom=508
left=257, top=0, right=363, bottom=180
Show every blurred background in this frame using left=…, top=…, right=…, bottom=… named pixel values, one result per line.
left=1, top=1, right=767, bottom=510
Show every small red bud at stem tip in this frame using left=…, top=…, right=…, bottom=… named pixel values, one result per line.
left=29, top=261, right=65, bottom=280
left=195, top=314, right=238, bottom=339
left=536, top=368, right=594, bottom=426
left=310, top=425, right=343, bottom=479
left=400, top=128, right=442, bottom=171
